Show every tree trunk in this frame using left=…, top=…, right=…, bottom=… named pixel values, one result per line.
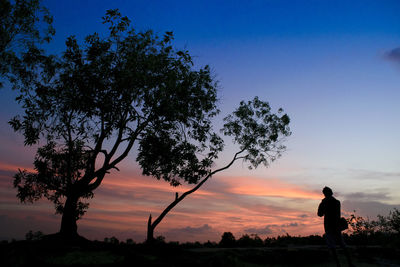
left=147, top=214, right=154, bottom=243
left=59, top=194, right=79, bottom=237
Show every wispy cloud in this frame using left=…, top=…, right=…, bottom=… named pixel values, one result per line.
left=347, top=168, right=400, bottom=180
left=384, top=47, right=400, bottom=64
left=342, top=200, right=398, bottom=219
left=0, top=162, right=35, bottom=173
left=344, top=191, right=391, bottom=202
left=244, top=222, right=310, bottom=236
left=244, top=225, right=274, bottom=235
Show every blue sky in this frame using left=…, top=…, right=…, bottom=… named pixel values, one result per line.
left=0, top=0, right=399, bottom=241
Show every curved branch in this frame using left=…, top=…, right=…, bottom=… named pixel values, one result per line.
left=148, top=148, right=245, bottom=236
left=87, top=172, right=106, bottom=191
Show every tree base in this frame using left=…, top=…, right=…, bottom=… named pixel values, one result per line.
left=41, top=232, right=91, bottom=246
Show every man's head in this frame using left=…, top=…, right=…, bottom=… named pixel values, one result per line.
left=322, top=186, right=333, bottom=197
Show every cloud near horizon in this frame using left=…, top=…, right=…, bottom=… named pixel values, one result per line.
left=244, top=222, right=306, bottom=236
left=0, top=162, right=35, bottom=173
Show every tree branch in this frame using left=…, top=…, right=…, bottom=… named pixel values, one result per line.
left=105, top=117, right=126, bottom=165
left=87, top=117, right=107, bottom=175
left=149, top=148, right=246, bottom=231
left=87, top=172, right=106, bottom=191
left=108, top=116, right=150, bottom=169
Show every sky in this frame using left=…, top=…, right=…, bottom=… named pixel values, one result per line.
left=1, top=0, right=400, bottom=242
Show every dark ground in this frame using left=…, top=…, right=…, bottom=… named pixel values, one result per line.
left=1, top=238, right=400, bottom=266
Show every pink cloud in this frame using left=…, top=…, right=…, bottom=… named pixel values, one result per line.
left=216, top=175, right=321, bottom=199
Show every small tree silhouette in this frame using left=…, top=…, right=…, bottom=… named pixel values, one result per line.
left=146, top=97, right=291, bottom=241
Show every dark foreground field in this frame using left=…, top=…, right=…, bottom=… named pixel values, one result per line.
left=1, top=239, right=400, bottom=267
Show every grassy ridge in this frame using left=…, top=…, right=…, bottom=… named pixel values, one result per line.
left=2, top=238, right=399, bottom=267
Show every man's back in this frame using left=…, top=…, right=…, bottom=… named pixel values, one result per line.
left=318, top=196, right=340, bottom=232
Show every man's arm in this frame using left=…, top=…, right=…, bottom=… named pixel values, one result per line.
left=317, top=201, right=324, bottom=217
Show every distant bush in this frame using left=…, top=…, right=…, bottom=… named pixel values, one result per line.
left=103, top=236, right=120, bottom=245
left=125, top=238, right=135, bottom=245
left=237, top=234, right=263, bottom=247
left=155, top=235, right=166, bottom=244
left=203, top=240, right=218, bottom=248
left=25, top=230, right=44, bottom=241
left=219, top=232, right=236, bottom=248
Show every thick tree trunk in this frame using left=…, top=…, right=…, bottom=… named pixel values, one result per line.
left=59, top=195, right=79, bottom=237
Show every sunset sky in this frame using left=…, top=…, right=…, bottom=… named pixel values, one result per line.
left=1, top=0, right=400, bottom=242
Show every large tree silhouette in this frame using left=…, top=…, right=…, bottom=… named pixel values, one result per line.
left=10, top=9, right=220, bottom=238
left=145, top=97, right=291, bottom=241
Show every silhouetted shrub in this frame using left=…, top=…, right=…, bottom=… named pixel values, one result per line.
left=109, top=236, right=119, bottom=244
left=250, top=234, right=264, bottom=247
left=25, top=230, right=44, bottom=241
left=236, top=234, right=263, bottom=247
left=219, top=232, right=236, bottom=248
left=126, top=238, right=135, bottom=245
left=204, top=240, right=218, bottom=248
left=155, top=235, right=166, bottom=244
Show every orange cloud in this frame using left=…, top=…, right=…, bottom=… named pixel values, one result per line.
left=0, top=162, right=35, bottom=173
left=217, top=175, right=321, bottom=200
left=101, top=171, right=217, bottom=199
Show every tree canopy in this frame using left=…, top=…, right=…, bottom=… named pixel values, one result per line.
left=10, top=9, right=221, bottom=236
left=0, top=0, right=54, bottom=87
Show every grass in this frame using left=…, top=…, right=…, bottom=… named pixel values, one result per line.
left=1, top=238, right=399, bottom=266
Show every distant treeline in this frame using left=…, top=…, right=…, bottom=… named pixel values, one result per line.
left=4, top=209, right=399, bottom=248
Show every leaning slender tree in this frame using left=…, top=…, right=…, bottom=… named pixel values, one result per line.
left=10, top=9, right=221, bottom=238
left=143, top=97, right=291, bottom=241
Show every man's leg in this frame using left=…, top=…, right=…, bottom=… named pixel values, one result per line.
left=338, top=234, right=354, bottom=267
left=330, top=248, right=341, bottom=267
left=326, top=232, right=341, bottom=267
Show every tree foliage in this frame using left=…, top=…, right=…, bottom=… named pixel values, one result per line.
left=0, top=0, right=54, bottom=87
left=10, top=9, right=220, bottom=233
left=222, top=97, right=290, bottom=168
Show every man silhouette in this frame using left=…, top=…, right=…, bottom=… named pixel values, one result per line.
left=318, top=186, right=354, bottom=267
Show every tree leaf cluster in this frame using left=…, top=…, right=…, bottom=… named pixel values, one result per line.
left=222, top=96, right=291, bottom=169
left=1, top=0, right=54, bottom=87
